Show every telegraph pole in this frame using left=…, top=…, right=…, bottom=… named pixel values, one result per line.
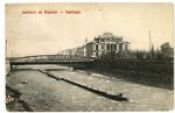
left=85, top=37, right=88, bottom=45
left=6, top=40, right=7, bottom=57
left=84, top=37, right=88, bottom=56
left=149, top=30, right=152, bottom=51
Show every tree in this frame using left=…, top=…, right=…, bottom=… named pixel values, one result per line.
left=160, top=42, right=173, bottom=59
left=135, top=50, right=147, bottom=60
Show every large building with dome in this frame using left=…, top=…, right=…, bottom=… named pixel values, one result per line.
left=61, top=32, right=130, bottom=58
left=86, top=32, right=130, bottom=58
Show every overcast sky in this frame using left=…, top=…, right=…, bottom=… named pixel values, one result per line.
left=6, top=3, right=173, bottom=57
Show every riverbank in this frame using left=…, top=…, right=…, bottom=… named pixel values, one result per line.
left=82, top=62, right=173, bottom=90
left=6, top=85, right=33, bottom=111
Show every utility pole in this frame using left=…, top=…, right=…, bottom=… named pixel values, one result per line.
left=84, top=37, right=88, bottom=56
left=149, top=30, right=152, bottom=52
left=85, top=37, right=88, bottom=45
left=6, top=40, right=7, bottom=57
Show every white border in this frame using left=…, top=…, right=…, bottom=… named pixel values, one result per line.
left=0, top=0, right=174, bottom=113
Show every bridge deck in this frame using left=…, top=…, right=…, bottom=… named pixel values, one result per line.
left=9, top=55, right=95, bottom=65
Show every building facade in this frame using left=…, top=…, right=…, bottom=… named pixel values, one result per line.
left=75, top=45, right=87, bottom=57
left=86, top=32, right=129, bottom=58
left=61, top=48, right=77, bottom=56
left=61, top=46, right=86, bottom=57
left=61, top=32, right=130, bottom=58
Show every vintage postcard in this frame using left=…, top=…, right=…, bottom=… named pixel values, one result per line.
left=5, top=3, right=174, bottom=111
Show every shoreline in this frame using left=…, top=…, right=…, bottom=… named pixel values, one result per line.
left=80, top=67, right=173, bottom=90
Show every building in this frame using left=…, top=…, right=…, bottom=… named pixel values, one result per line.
left=75, top=45, right=87, bottom=56
left=86, top=32, right=130, bottom=58
left=61, top=48, right=77, bottom=56
left=60, top=32, right=130, bottom=58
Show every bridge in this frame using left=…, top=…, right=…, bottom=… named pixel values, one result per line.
left=9, top=55, right=95, bottom=70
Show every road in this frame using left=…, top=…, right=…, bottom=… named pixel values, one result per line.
left=6, top=65, right=173, bottom=111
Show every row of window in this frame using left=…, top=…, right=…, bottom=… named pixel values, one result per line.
left=95, top=44, right=126, bottom=50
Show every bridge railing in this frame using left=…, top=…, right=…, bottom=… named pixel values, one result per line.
left=10, top=55, right=95, bottom=63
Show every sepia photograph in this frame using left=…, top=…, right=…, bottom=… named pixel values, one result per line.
left=5, top=3, right=174, bottom=111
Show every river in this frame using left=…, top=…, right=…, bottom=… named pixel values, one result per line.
left=6, top=64, right=173, bottom=111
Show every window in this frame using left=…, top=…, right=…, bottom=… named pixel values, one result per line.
left=96, top=52, right=99, bottom=57
left=101, top=45, right=104, bottom=49
left=107, top=45, right=110, bottom=50
left=96, top=45, right=98, bottom=50
left=119, top=44, right=122, bottom=50
left=114, top=45, right=116, bottom=50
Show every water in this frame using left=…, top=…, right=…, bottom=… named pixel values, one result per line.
left=6, top=64, right=173, bottom=111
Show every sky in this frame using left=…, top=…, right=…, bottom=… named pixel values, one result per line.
left=6, top=3, right=173, bottom=57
